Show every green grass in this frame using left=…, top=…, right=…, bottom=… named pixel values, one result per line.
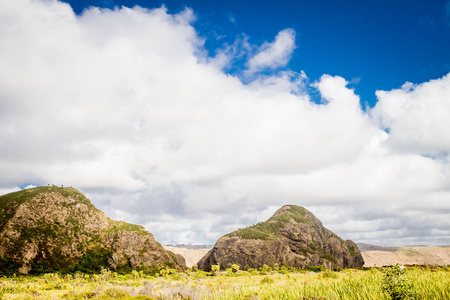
left=0, top=266, right=448, bottom=299
left=107, top=220, right=152, bottom=237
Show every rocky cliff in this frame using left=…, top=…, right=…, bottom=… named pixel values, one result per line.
left=0, top=186, right=185, bottom=274
left=197, top=205, right=364, bottom=271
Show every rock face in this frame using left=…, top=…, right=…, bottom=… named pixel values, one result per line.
left=0, top=186, right=185, bottom=274
left=197, top=205, right=364, bottom=271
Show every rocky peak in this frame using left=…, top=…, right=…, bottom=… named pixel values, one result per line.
left=197, top=205, right=364, bottom=271
left=0, top=186, right=185, bottom=274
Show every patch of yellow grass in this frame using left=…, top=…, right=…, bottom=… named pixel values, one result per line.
left=0, top=266, right=449, bottom=299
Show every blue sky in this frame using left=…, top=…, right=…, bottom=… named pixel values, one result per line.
left=64, top=0, right=450, bottom=107
left=1, top=0, right=450, bottom=246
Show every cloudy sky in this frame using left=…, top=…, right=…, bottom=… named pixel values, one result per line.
left=1, top=0, right=450, bottom=246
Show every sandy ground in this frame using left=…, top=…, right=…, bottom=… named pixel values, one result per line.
left=165, top=245, right=450, bottom=268
left=164, top=246, right=210, bottom=267
left=362, top=246, right=450, bottom=267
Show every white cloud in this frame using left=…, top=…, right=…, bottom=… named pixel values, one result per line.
left=246, top=28, right=296, bottom=74
left=1, top=0, right=449, bottom=246
left=0, top=186, right=21, bottom=196
left=372, top=74, right=450, bottom=156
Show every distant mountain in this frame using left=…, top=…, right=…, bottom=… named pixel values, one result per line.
left=357, top=243, right=399, bottom=252
left=0, top=186, right=185, bottom=274
left=197, top=205, right=364, bottom=271
left=165, top=244, right=213, bottom=250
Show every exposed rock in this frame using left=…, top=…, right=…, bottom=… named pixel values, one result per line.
left=0, top=186, right=185, bottom=274
left=197, top=205, right=364, bottom=271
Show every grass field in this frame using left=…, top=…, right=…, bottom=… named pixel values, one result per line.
left=0, top=266, right=449, bottom=299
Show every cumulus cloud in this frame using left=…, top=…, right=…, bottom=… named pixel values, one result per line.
left=1, top=0, right=449, bottom=246
left=246, top=28, right=296, bottom=74
left=372, top=74, right=450, bottom=156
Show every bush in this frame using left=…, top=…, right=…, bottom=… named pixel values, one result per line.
left=382, top=264, right=418, bottom=300
left=305, top=266, right=323, bottom=273
left=104, top=287, right=130, bottom=298
left=278, top=265, right=289, bottom=274
left=247, top=268, right=259, bottom=275
left=211, top=264, right=220, bottom=276
left=259, top=264, right=272, bottom=275
left=231, top=264, right=240, bottom=273
left=260, top=276, right=274, bottom=284
left=320, top=270, right=338, bottom=279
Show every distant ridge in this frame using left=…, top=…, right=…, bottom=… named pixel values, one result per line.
left=166, top=244, right=213, bottom=250
left=357, top=243, right=400, bottom=252
left=359, top=244, right=450, bottom=267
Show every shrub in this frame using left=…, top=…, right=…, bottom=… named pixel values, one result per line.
left=211, top=264, right=220, bottom=276
left=231, top=264, right=240, bottom=273
left=305, top=266, right=323, bottom=273
left=278, top=265, right=289, bottom=274
left=259, top=264, right=272, bottom=275
left=104, top=287, right=130, bottom=298
left=320, top=270, right=338, bottom=279
left=382, top=264, right=418, bottom=300
left=247, top=268, right=259, bottom=275
left=260, top=276, right=274, bottom=284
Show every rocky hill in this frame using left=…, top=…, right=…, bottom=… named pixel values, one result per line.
left=197, top=205, right=364, bottom=271
left=0, top=186, right=185, bottom=274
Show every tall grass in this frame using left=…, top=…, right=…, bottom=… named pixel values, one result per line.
left=0, top=266, right=448, bottom=299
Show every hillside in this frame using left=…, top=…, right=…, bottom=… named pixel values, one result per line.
left=0, top=186, right=185, bottom=274
left=360, top=245, right=450, bottom=267
left=197, top=205, right=364, bottom=271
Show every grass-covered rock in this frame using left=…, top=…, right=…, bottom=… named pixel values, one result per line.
left=0, top=186, right=185, bottom=274
left=198, top=205, right=364, bottom=271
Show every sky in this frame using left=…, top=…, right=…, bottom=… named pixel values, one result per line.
left=0, top=0, right=450, bottom=247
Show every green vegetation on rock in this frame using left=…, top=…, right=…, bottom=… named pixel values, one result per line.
left=107, top=220, right=152, bottom=237
left=226, top=205, right=307, bottom=240
left=199, top=204, right=364, bottom=271
left=0, top=186, right=185, bottom=275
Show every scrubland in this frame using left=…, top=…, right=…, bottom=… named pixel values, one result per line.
left=0, top=265, right=449, bottom=299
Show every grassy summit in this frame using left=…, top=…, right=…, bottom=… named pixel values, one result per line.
left=0, top=186, right=96, bottom=233
left=226, top=205, right=307, bottom=240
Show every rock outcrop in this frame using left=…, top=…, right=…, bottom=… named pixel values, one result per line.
left=0, top=186, right=185, bottom=274
left=197, top=205, right=364, bottom=271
